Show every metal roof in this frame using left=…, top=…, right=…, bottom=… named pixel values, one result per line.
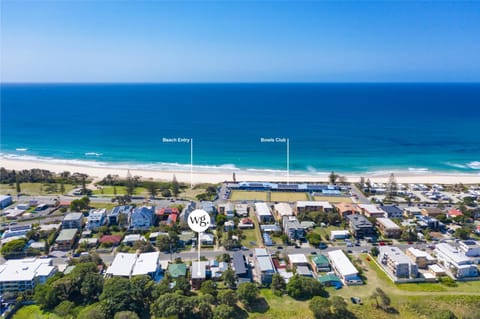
left=327, top=250, right=358, bottom=277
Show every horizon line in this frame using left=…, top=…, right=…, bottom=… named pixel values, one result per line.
left=1, top=81, right=480, bottom=85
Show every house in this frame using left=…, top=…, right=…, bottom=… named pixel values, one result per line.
left=358, top=204, right=385, bottom=218
left=179, top=201, right=196, bottom=223
left=234, top=204, right=249, bottom=217
left=311, top=255, right=330, bottom=273
left=378, top=246, right=418, bottom=279
left=86, top=209, right=107, bottom=230
left=156, top=207, right=179, bottom=223
left=428, top=264, right=446, bottom=277
left=99, top=235, right=122, bottom=246
left=0, top=195, right=13, bottom=209
left=224, top=220, right=235, bottom=231
left=376, top=218, right=402, bottom=238
left=288, top=254, right=309, bottom=268
left=406, top=247, right=437, bottom=269
left=106, top=252, right=160, bottom=279
left=380, top=205, right=403, bottom=219
left=282, top=216, right=305, bottom=241
left=274, top=203, right=293, bottom=221
left=296, top=201, right=333, bottom=214
left=254, top=202, right=274, bottom=223
left=80, top=237, right=98, bottom=248
left=318, top=274, right=342, bottom=287
left=107, top=206, right=133, bottom=225
left=421, top=207, right=444, bottom=217
left=218, top=203, right=235, bottom=220
left=232, top=251, right=248, bottom=279
left=2, top=225, right=31, bottom=241
left=238, top=218, right=254, bottom=229
left=434, top=243, right=478, bottom=279
left=254, top=248, right=276, bottom=284
left=0, top=258, right=56, bottom=295
left=62, top=212, right=84, bottom=229
left=300, top=221, right=315, bottom=230
left=327, top=250, right=362, bottom=285
left=296, top=265, right=314, bottom=277
left=335, top=202, right=359, bottom=218
left=346, top=214, right=375, bottom=239
left=260, top=224, right=281, bottom=233
left=167, top=263, right=187, bottom=278
left=191, top=261, right=209, bottom=290
left=263, top=232, right=273, bottom=246
left=201, top=201, right=216, bottom=214
left=199, top=233, right=214, bottom=245
left=129, top=206, right=155, bottom=229
left=330, top=230, right=350, bottom=240
left=447, top=209, right=463, bottom=219
left=122, top=234, right=145, bottom=245
left=55, top=229, right=78, bottom=250
left=403, top=206, right=422, bottom=218
left=179, top=231, right=195, bottom=246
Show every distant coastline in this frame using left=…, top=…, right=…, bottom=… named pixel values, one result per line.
left=2, top=156, right=480, bottom=185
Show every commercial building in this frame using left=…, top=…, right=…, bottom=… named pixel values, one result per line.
left=376, top=218, right=402, bottom=238
left=55, top=229, right=78, bottom=250
left=327, top=250, right=362, bottom=285
left=234, top=204, right=249, bottom=217
left=434, top=243, right=478, bottom=279
left=62, top=212, right=84, bottom=229
left=254, top=203, right=274, bottom=223
left=346, top=214, right=375, bottom=239
left=378, top=246, right=418, bottom=279
left=358, top=204, right=385, bottom=218
left=406, top=247, right=437, bottom=269
left=0, top=258, right=56, bottom=295
left=282, top=216, right=305, bottom=241
left=458, top=240, right=480, bottom=257
left=105, top=252, right=161, bottom=279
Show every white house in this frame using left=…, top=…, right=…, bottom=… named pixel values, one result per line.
left=327, top=250, right=362, bottom=285
left=86, top=208, right=107, bottom=230
left=0, top=258, right=57, bottom=295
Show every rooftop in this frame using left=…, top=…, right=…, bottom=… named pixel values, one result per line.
left=255, top=202, right=272, bottom=217
left=327, top=250, right=358, bottom=277
left=56, top=229, right=77, bottom=241
left=274, top=203, right=293, bottom=217
left=435, top=243, right=471, bottom=265
left=167, top=263, right=187, bottom=278
left=0, top=258, right=55, bottom=282
left=376, top=218, right=401, bottom=230
left=63, top=212, right=83, bottom=221
left=106, top=252, right=160, bottom=277
left=297, top=201, right=333, bottom=209
left=288, top=254, right=308, bottom=264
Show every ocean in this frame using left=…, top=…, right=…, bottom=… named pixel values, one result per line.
left=1, top=83, right=480, bottom=176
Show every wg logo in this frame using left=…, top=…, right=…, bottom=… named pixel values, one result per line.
left=187, top=209, right=211, bottom=233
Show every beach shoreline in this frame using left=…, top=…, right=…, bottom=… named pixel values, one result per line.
left=1, top=157, right=479, bottom=185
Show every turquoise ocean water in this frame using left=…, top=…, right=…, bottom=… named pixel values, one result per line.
left=1, top=83, right=479, bottom=176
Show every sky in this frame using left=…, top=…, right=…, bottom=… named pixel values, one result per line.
left=1, top=1, right=480, bottom=83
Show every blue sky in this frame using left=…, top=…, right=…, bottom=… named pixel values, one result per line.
left=1, top=1, right=479, bottom=82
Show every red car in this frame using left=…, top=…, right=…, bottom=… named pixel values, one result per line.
left=379, top=242, right=386, bottom=246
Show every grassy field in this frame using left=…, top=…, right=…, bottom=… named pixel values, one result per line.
left=242, top=228, right=260, bottom=248
left=311, top=226, right=346, bottom=241
left=92, top=185, right=148, bottom=196
left=0, top=182, right=76, bottom=196
left=270, top=192, right=308, bottom=202
left=230, top=191, right=267, bottom=201
left=313, top=195, right=352, bottom=203
left=11, top=305, right=62, bottom=319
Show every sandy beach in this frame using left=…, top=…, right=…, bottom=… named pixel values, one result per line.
left=1, top=158, right=480, bottom=185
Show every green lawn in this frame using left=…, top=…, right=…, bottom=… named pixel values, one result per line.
left=88, top=202, right=117, bottom=210
left=311, top=226, right=346, bottom=242
left=242, top=228, right=260, bottom=248
left=11, top=305, right=62, bottom=319
left=230, top=191, right=267, bottom=201
left=92, top=186, right=147, bottom=196
left=0, top=182, right=76, bottom=196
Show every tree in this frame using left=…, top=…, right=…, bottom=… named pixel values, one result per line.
left=54, top=300, right=75, bottom=318
left=200, top=280, right=217, bottom=297
left=81, top=174, right=88, bottom=195
left=286, top=275, right=325, bottom=300
left=15, top=174, right=21, bottom=193
left=114, top=311, right=140, bottom=319
left=145, top=182, right=158, bottom=199
left=330, top=296, right=349, bottom=318
left=236, top=282, right=259, bottom=306
left=217, top=289, right=237, bottom=307
left=386, top=173, right=397, bottom=201
left=370, top=246, right=380, bottom=257
left=173, top=276, right=191, bottom=295
left=329, top=171, right=339, bottom=184
left=99, top=277, right=135, bottom=317
left=77, top=303, right=106, bottom=319
left=196, top=301, right=213, bottom=319
left=130, top=275, right=154, bottom=315
left=125, top=170, right=135, bottom=196
left=70, top=196, right=90, bottom=211
left=213, top=304, right=235, bottom=319
left=309, top=297, right=331, bottom=319
left=1, top=238, right=27, bottom=259
left=60, top=181, right=66, bottom=194
left=151, top=293, right=193, bottom=319
left=306, top=232, right=322, bottom=247
left=222, top=268, right=236, bottom=289
left=271, top=273, right=286, bottom=296
left=455, top=227, right=470, bottom=240
left=371, top=287, right=391, bottom=310
left=172, top=174, right=180, bottom=197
